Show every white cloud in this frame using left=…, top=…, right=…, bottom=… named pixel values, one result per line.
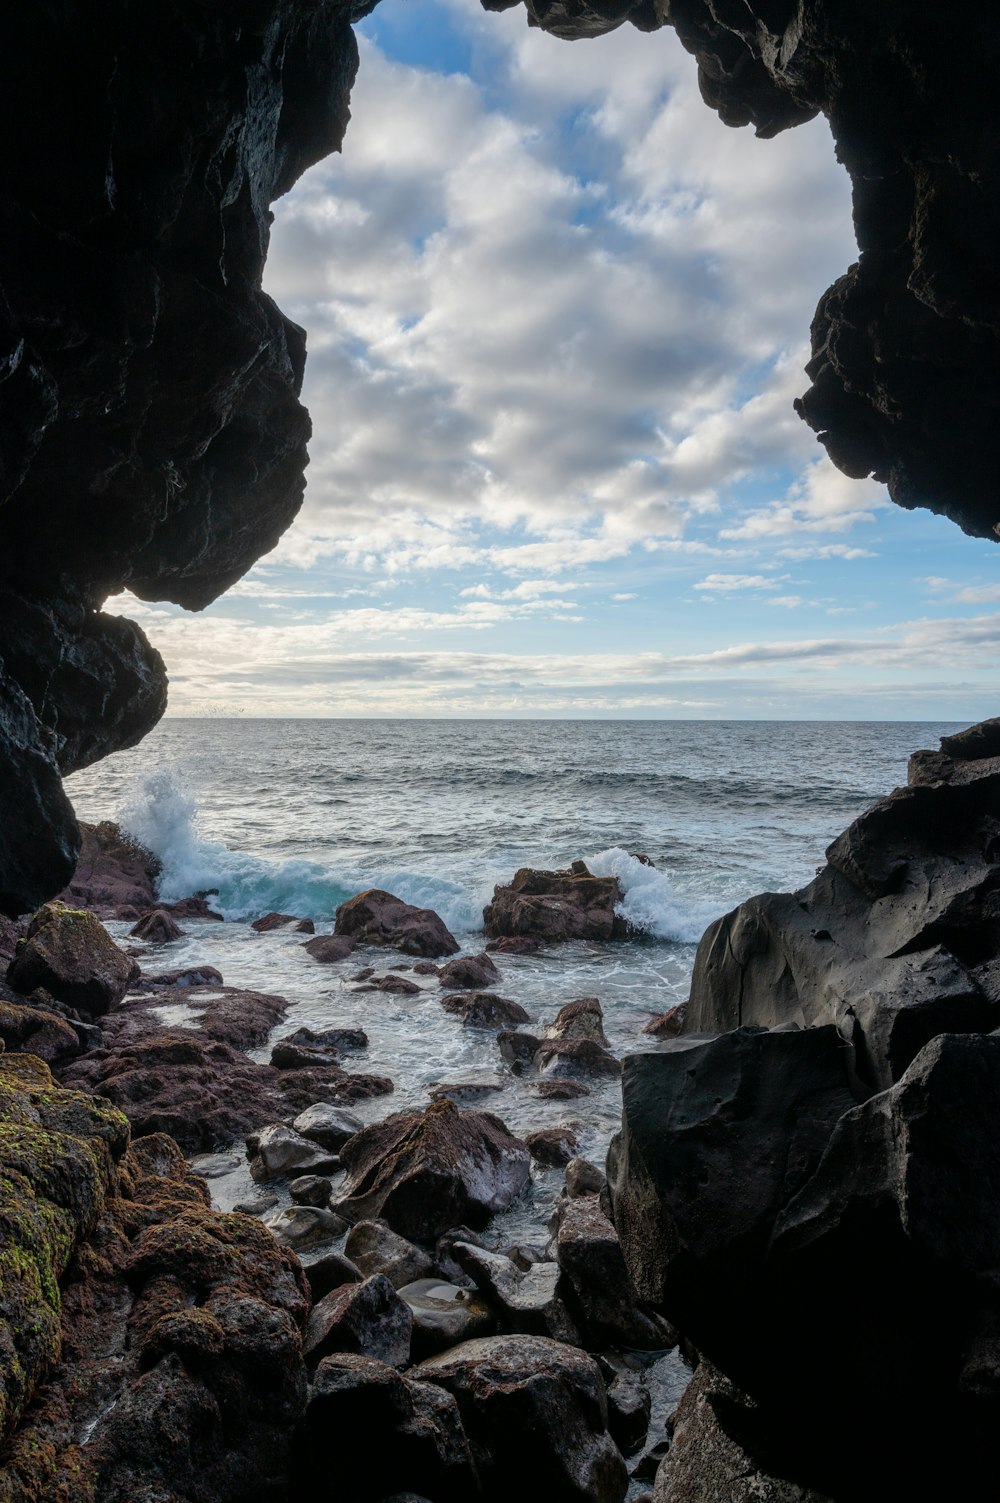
left=693, top=573, right=788, bottom=593
left=720, top=457, right=887, bottom=540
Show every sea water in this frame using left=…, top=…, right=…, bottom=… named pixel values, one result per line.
left=64, top=719, right=958, bottom=1243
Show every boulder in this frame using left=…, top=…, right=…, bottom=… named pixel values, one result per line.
left=496, top=1028, right=542, bottom=1064
left=55, top=820, right=161, bottom=918
left=605, top=1371, right=651, bottom=1457
left=133, top=964, right=224, bottom=989
left=399, top=1278, right=496, bottom=1358
left=159, top=893, right=224, bottom=921
left=428, top=1072, right=508, bottom=1104
left=642, top=1005, right=687, bottom=1038
left=293, top=1102, right=365, bottom=1152
left=485, top=936, right=542, bottom=955
left=289, top=1174, right=334, bottom=1207
left=452, top=1242, right=579, bottom=1343
left=265, top=1204, right=348, bottom=1250
left=129, top=907, right=185, bottom=943
left=554, top=1195, right=674, bottom=1350
left=295, top=1354, right=478, bottom=1501
left=534, top=1079, right=592, bottom=1100
left=549, top=998, right=610, bottom=1046
left=443, top=992, right=530, bottom=1028
left=483, top=864, right=627, bottom=943
left=687, top=731, right=1000, bottom=1090
left=345, top=1220, right=435, bottom=1290
left=303, top=1274, right=412, bottom=1368
left=250, top=1124, right=341, bottom=1180
left=534, top=1038, right=621, bottom=1079
left=333, top=1100, right=531, bottom=1239
left=253, top=911, right=315, bottom=933
left=298, top=1246, right=364, bottom=1302
left=303, top=933, right=356, bottom=962
left=358, top=973, right=422, bottom=995
left=437, top=952, right=500, bottom=989
left=415, top=1334, right=628, bottom=1502
left=0, top=997, right=83, bottom=1062
left=565, top=1158, right=606, bottom=1199
left=335, top=889, right=459, bottom=958
left=526, top=1126, right=579, bottom=1167
left=8, top=903, right=135, bottom=1015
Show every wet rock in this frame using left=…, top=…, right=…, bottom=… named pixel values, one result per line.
left=435, top=1226, right=488, bottom=1289
left=415, top=1334, right=628, bottom=1502
left=0, top=996, right=83, bottom=1062
left=399, top=1278, right=496, bottom=1358
left=234, top=1192, right=279, bottom=1216
left=565, top=1158, right=606, bottom=1199
left=485, top=936, right=542, bottom=955
left=688, top=730, right=1000, bottom=1090
left=351, top=967, right=376, bottom=982
left=250, top=1124, right=341, bottom=1180
left=266, top=1204, right=348, bottom=1250
left=293, top=1102, right=365, bottom=1152
left=484, top=864, right=627, bottom=943
left=496, top=1027, right=542, bottom=1063
left=534, top=1038, right=621, bottom=1079
left=527, top=1126, right=580, bottom=1167
left=64, top=1024, right=392, bottom=1153
left=133, top=964, right=225, bottom=989
left=550, top=997, right=611, bottom=1046
left=438, top=951, right=500, bottom=989
left=253, top=911, right=315, bottom=933
left=359, top=973, right=422, bottom=995
left=159, top=892, right=225, bottom=921
left=345, top=1220, right=435, bottom=1290
left=189, top=1150, right=242, bottom=1179
left=605, top=1371, right=651, bottom=1456
left=453, top=1242, right=580, bottom=1343
left=653, top=1362, right=833, bottom=1502
left=303, top=1273, right=412, bottom=1367
left=129, top=906, right=185, bottom=943
left=296, top=1353, right=478, bottom=1501
left=555, top=1195, right=674, bottom=1351
left=443, top=991, right=531, bottom=1028
left=304, top=933, right=357, bottom=963
left=335, top=889, right=460, bottom=958
left=291, top=1023, right=368, bottom=1052
left=642, top=1005, right=687, bottom=1038
left=534, top=1079, right=592, bottom=1101
left=271, top=1037, right=340, bottom=1070
left=334, top=1100, right=531, bottom=1240
left=8, top=902, right=135, bottom=1015
left=412, top=962, right=441, bottom=977
left=298, top=1246, right=364, bottom=1302
left=290, top=1174, right=334, bottom=1207
left=428, top=1071, right=509, bottom=1104
left=55, top=820, right=161, bottom=919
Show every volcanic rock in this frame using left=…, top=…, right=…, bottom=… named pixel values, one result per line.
left=129, top=906, right=185, bottom=943
left=565, top=1158, right=606, bottom=1199
left=293, top=1102, right=365, bottom=1152
left=296, top=1353, right=478, bottom=1502
left=451, top=1242, right=579, bottom=1343
left=415, top=1334, right=628, bottom=1502
left=333, top=1100, right=531, bottom=1239
left=55, top=820, right=161, bottom=919
left=642, top=1005, right=687, bottom=1038
left=443, top=991, right=530, bottom=1028
left=265, top=1204, right=348, bottom=1251
left=399, top=1278, right=495, bottom=1358
left=484, top=864, right=627, bottom=943
left=304, top=932, right=357, bottom=963
left=303, top=1273, right=412, bottom=1368
left=359, top=972, right=422, bottom=995
left=554, top=1194, right=674, bottom=1351
left=345, top=1220, right=435, bottom=1290
left=253, top=911, right=315, bottom=933
left=437, top=951, right=500, bottom=989
left=7, top=902, right=135, bottom=1015
left=250, top=1124, right=341, bottom=1180
left=687, top=726, right=1000, bottom=1089
left=534, top=1038, right=621, bottom=1079
left=335, top=889, right=459, bottom=958
left=133, top=964, right=225, bottom=989
left=526, top=1126, right=580, bottom=1167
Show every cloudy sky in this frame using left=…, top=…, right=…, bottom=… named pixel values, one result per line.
left=114, top=0, right=998, bottom=718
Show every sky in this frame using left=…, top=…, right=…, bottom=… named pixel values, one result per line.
left=110, top=0, right=999, bottom=719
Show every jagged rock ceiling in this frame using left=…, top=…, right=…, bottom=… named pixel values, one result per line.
left=0, top=0, right=997, bottom=911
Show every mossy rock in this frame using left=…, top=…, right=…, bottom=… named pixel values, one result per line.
left=7, top=906, right=134, bottom=1017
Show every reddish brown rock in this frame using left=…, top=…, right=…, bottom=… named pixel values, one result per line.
left=7, top=902, right=136, bottom=1016
left=55, top=819, right=161, bottom=919
left=129, top=906, right=185, bottom=943
left=550, top=997, right=610, bottom=1047
left=534, top=1038, right=621, bottom=1080
left=438, top=952, right=500, bottom=990
left=253, top=911, right=315, bottom=933
left=159, top=893, right=225, bottom=921
left=303, top=1274, right=412, bottom=1367
left=335, top=889, right=459, bottom=958
left=526, top=1126, right=580, bottom=1168
left=0, top=996, right=83, bottom=1062
left=484, top=864, right=627, bottom=943
left=358, top=973, right=422, bottom=996
left=303, top=932, right=356, bottom=962
left=485, top=936, right=542, bottom=955
left=642, top=1004, right=687, bottom=1038
left=443, top=991, right=531, bottom=1029
left=334, top=1100, right=531, bottom=1240
left=132, top=964, right=225, bottom=990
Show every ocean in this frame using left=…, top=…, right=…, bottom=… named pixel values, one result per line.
left=64, top=718, right=959, bottom=1244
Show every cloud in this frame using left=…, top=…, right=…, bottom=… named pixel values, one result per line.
left=719, top=458, right=887, bottom=540
left=693, top=573, right=789, bottom=593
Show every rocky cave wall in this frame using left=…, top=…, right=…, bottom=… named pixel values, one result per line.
left=1, top=0, right=998, bottom=910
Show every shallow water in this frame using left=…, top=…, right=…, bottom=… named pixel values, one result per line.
left=72, top=718, right=956, bottom=1243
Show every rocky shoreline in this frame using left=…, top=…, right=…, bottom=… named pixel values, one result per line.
left=0, top=720, right=998, bottom=1500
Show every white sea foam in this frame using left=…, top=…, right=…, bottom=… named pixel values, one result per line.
left=588, top=846, right=717, bottom=943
